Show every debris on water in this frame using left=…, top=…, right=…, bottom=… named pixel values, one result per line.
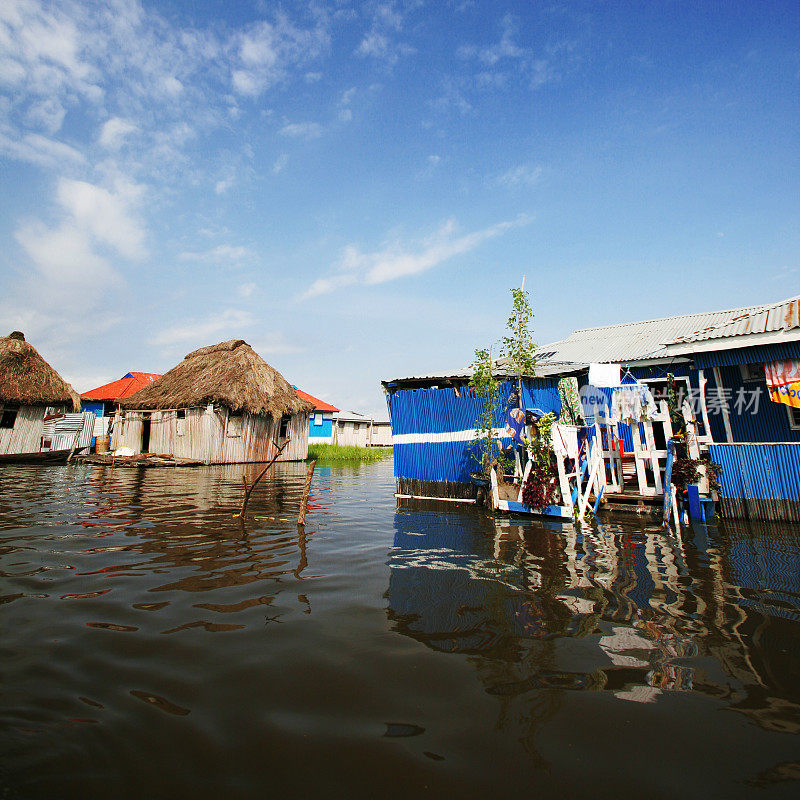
left=424, top=751, right=445, bottom=761
left=383, top=722, right=425, bottom=738
left=130, top=690, right=190, bottom=716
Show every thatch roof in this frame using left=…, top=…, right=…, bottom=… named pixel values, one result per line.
left=120, top=339, right=314, bottom=417
left=0, top=331, right=79, bottom=411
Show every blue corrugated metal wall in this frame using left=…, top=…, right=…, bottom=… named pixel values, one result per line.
left=694, top=342, right=800, bottom=370
left=710, top=443, right=800, bottom=521
left=389, top=379, right=560, bottom=485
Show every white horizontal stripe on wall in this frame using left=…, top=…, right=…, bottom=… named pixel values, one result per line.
left=392, top=427, right=507, bottom=445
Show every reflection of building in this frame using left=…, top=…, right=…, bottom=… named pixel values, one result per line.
left=386, top=507, right=800, bottom=736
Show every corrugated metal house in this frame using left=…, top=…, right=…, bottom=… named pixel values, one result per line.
left=114, top=339, right=313, bottom=464
left=381, top=364, right=567, bottom=500
left=0, top=331, right=79, bottom=456
left=539, top=294, right=800, bottom=521
left=295, top=388, right=339, bottom=444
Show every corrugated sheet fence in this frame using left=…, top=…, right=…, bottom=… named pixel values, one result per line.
left=42, top=412, right=95, bottom=453
left=710, top=443, right=800, bottom=522
left=390, top=379, right=560, bottom=485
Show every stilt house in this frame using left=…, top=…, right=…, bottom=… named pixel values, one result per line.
left=381, top=364, right=569, bottom=501
left=539, top=293, right=800, bottom=521
left=0, top=331, right=78, bottom=456
left=115, top=339, right=313, bottom=463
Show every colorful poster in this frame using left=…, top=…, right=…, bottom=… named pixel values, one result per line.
left=764, top=359, right=800, bottom=408
left=504, top=407, right=525, bottom=443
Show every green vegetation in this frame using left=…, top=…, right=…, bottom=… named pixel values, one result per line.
left=306, top=444, right=392, bottom=463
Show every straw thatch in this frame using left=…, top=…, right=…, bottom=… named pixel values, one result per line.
left=120, top=339, right=313, bottom=417
left=0, top=331, right=79, bottom=411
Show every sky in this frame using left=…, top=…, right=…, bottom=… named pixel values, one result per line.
left=1, top=0, right=798, bottom=419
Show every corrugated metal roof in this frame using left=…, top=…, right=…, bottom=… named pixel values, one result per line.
left=295, top=388, right=339, bottom=412
left=382, top=359, right=583, bottom=387
left=669, top=295, right=800, bottom=344
left=537, top=295, right=800, bottom=364
left=82, top=372, right=162, bottom=401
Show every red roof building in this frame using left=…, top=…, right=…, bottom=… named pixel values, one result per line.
left=82, top=372, right=162, bottom=401
left=295, top=388, right=339, bottom=413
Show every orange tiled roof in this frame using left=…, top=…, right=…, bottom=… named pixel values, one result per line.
left=82, top=372, right=162, bottom=401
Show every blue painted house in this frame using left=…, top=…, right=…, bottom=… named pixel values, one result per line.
left=295, top=388, right=339, bottom=444
left=537, top=294, right=800, bottom=521
left=381, top=364, right=571, bottom=501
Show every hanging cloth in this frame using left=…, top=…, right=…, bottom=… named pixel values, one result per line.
left=558, top=377, right=583, bottom=425
left=764, top=359, right=800, bottom=408
left=610, top=385, right=657, bottom=424
left=588, top=363, right=621, bottom=388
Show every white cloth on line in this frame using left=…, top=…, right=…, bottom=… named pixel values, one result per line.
left=588, top=363, right=621, bottom=388
left=552, top=423, right=580, bottom=463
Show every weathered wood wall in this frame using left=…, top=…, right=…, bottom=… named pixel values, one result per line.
left=333, top=420, right=371, bottom=447
left=111, top=405, right=309, bottom=463
left=0, top=404, right=45, bottom=455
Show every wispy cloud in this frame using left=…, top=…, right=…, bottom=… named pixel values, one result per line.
left=355, top=1, right=416, bottom=66
left=149, top=309, right=254, bottom=347
left=496, top=163, right=543, bottom=188
left=99, top=117, right=138, bottom=150
left=179, top=244, right=251, bottom=264
left=303, top=215, right=530, bottom=299
left=231, top=16, right=329, bottom=97
left=279, top=121, right=323, bottom=139
left=272, top=153, right=289, bottom=173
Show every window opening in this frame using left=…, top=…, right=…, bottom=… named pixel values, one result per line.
left=279, top=415, right=291, bottom=438
left=0, top=404, right=19, bottom=429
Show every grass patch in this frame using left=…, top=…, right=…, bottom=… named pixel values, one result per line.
left=307, top=444, right=392, bottom=463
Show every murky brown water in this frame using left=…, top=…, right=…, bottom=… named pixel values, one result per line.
left=1, top=459, right=799, bottom=799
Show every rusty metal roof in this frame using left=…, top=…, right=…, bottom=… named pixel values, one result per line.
left=669, top=295, right=800, bottom=344
left=537, top=294, right=800, bottom=364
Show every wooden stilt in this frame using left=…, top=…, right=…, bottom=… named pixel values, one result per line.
left=298, top=459, right=317, bottom=526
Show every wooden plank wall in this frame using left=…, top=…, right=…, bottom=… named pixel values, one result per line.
left=111, top=405, right=309, bottom=463
left=0, top=404, right=45, bottom=455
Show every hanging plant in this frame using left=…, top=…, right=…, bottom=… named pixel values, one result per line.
left=522, top=462, right=560, bottom=510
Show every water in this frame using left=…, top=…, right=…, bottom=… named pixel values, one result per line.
left=1, top=459, right=800, bottom=799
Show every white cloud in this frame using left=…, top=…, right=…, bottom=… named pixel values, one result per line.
left=302, top=215, right=530, bottom=299
left=25, top=98, right=66, bottom=134
left=496, top=163, right=542, bottom=188
left=15, top=220, right=116, bottom=284
left=149, top=308, right=254, bottom=347
left=230, top=17, right=329, bottom=97
left=99, top=117, right=137, bottom=149
left=238, top=282, right=257, bottom=298
left=56, top=177, right=146, bottom=259
left=0, top=130, right=85, bottom=168
left=279, top=121, right=322, bottom=139
left=179, top=244, right=251, bottom=264
left=338, top=108, right=353, bottom=122
left=215, top=176, right=235, bottom=194
left=272, top=153, right=289, bottom=173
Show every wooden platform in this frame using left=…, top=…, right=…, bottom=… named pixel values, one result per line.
left=76, top=453, right=204, bottom=468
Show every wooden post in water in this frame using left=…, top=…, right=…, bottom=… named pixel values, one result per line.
left=238, top=438, right=290, bottom=520
left=298, top=460, right=316, bottom=526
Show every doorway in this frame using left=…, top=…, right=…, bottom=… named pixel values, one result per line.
left=142, top=413, right=152, bottom=453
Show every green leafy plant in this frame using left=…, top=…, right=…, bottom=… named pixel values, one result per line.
left=501, top=285, right=537, bottom=407
left=469, top=346, right=502, bottom=476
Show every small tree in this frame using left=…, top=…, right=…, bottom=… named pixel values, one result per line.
left=469, top=346, right=501, bottom=475
left=500, top=285, right=537, bottom=409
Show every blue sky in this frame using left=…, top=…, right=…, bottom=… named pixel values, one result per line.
left=1, top=0, right=798, bottom=418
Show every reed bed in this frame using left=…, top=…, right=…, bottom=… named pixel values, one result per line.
left=307, top=444, right=392, bottom=463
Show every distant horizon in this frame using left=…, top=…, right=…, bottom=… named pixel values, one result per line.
left=2, top=1, right=798, bottom=420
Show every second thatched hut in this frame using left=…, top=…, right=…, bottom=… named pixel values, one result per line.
left=115, top=339, right=313, bottom=463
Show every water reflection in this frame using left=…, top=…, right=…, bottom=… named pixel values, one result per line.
left=387, top=505, right=800, bottom=738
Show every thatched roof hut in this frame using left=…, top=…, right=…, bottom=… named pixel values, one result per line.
left=120, top=339, right=313, bottom=417
left=0, top=331, right=79, bottom=411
